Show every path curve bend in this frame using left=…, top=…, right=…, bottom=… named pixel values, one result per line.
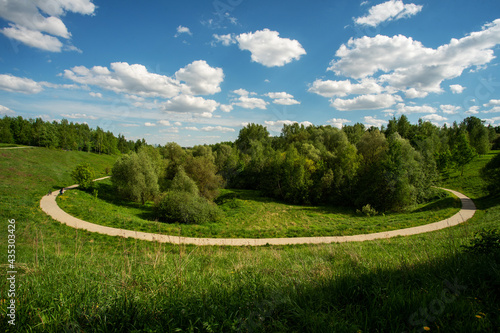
left=40, top=180, right=476, bottom=246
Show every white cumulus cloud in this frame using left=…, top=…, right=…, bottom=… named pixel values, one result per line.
left=354, top=0, right=423, bottom=27
left=328, top=19, right=500, bottom=97
left=175, top=25, right=192, bottom=37
left=331, top=94, right=402, bottom=111
left=364, top=116, right=387, bottom=128
left=175, top=60, right=224, bottom=95
left=162, top=95, right=220, bottom=115
left=236, top=29, right=306, bottom=67
left=0, top=105, right=15, bottom=115
left=0, top=0, right=95, bottom=52
left=201, top=126, right=235, bottom=133
left=212, top=33, right=236, bottom=46
left=441, top=104, right=461, bottom=114
left=450, top=84, right=465, bottom=94
left=420, top=114, right=448, bottom=122
left=265, top=92, right=300, bottom=105
left=327, top=118, right=351, bottom=129
left=0, top=74, right=44, bottom=94
left=308, top=79, right=383, bottom=97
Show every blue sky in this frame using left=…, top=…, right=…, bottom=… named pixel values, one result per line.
left=1, top=0, right=500, bottom=146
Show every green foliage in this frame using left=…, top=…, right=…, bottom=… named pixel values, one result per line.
left=462, top=229, right=500, bottom=254
left=112, top=149, right=159, bottom=204
left=0, top=115, right=138, bottom=154
left=170, top=167, right=199, bottom=196
left=184, top=155, right=223, bottom=200
left=452, top=132, right=477, bottom=176
left=154, top=190, right=223, bottom=224
left=70, top=162, right=95, bottom=190
left=480, top=152, right=500, bottom=194
left=235, top=123, right=270, bottom=154
left=357, top=204, right=378, bottom=217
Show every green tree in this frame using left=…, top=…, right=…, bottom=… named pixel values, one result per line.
left=0, top=117, right=14, bottom=143
left=170, top=167, right=199, bottom=196
left=71, top=163, right=95, bottom=190
left=184, top=155, right=223, bottom=200
left=452, top=132, right=477, bottom=176
left=112, top=151, right=159, bottom=204
left=235, top=123, right=270, bottom=154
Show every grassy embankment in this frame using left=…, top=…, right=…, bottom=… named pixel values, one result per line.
left=0, top=147, right=498, bottom=332
left=57, top=178, right=461, bottom=238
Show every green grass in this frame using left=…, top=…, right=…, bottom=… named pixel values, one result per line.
left=57, top=179, right=461, bottom=238
left=0, top=147, right=499, bottom=332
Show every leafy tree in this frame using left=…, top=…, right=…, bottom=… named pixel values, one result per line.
left=343, top=122, right=365, bottom=145
left=0, top=117, right=14, bottom=143
left=235, top=123, right=270, bottom=154
left=71, top=163, right=95, bottom=190
left=452, top=132, right=477, bottom=176
left=112, top=151, right=159, bottom=204
left=184, top=155, right=223, bottom=200
left=170, top=167, right=199, bottom=196
left=462, top=116, right=490, bottom=155
left=357, top=129, right=387, bottom=167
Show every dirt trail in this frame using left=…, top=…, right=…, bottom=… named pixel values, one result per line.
left=40, top=181, right=476, bottom=246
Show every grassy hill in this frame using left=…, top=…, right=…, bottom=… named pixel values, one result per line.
left=0, top=148, right=499, bottom=332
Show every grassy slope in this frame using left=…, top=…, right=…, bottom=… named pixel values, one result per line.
left=0, top=148, right=499, bottom=332
left=57, top=179, right=461, bottom=238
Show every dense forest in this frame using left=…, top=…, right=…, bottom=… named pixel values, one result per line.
left=0, top=115, right=144, bottom=154
left=3, top=114, right=500, bottom=217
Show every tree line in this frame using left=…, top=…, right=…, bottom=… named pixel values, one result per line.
left=0, top=115, right=146, bottom=154
left=96, top=115, right=499, bottom=223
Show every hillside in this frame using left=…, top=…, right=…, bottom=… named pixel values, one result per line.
left=0, top=148, right=499, bottom=332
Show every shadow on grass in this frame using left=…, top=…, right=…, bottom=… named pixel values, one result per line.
left=80, top=181, right=157, bottom=221
left=59, top=244, right=499, bottom=333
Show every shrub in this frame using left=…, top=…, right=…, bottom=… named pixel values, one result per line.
left=462, top=229, right=500, bottom=255
left=357, top=204, right=378, bottom=217
left=71, top=163, right=95, bottom=190
left=155, top=191, right=223, bottom=224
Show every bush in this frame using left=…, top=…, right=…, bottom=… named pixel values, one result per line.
left=155, top=191, right=223, bottom=224
left=357, top=204, right=378, bottom=217
left=462, top=229, right=500, bottom=255
left=71, top=163, right=95, bottom=190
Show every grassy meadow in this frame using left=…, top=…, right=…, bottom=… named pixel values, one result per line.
left=0, top=147, right=499, bottom=332
left=57, top=179, right=461, bottom=238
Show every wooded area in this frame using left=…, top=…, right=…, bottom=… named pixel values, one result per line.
left=2, top=114, right=499, bottom=215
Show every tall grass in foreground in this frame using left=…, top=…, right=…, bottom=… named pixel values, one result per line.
left=0, top=148, right=499, bottom=332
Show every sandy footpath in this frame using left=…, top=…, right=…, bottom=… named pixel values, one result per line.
left=40, top=180, right=476, bottom=246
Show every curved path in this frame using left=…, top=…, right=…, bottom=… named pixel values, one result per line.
left=40, top=180, right=476, bottom=246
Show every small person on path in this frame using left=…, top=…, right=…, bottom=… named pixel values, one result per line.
left=60, top=188, right=64, bottom=195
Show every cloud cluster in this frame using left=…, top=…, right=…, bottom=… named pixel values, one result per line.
left=310, top=19, right=500, bottom=114
left=265, top=92, right=300, bottom=105
left=63, top=60, right=224, bottom=101
left=0, top=0, right=95, bottom=52
left=354, top=0, right=423, bottom=27
left=230, top=89, right=268, bottom=109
